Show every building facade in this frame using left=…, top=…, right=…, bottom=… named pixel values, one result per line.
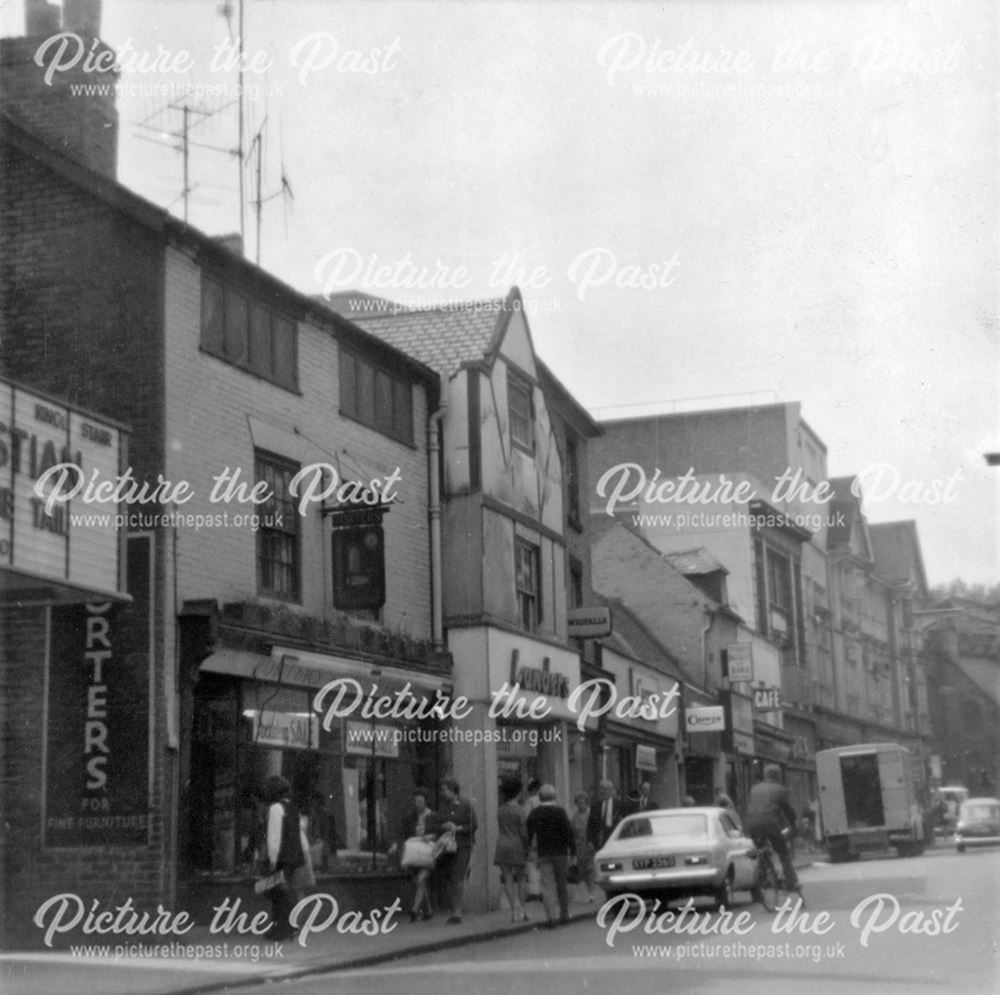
left=589, top=402, right=828, bottom=810
left=2, top=6, right=450, bottom=940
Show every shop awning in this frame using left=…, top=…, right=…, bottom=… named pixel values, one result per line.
left=200, top=645, right=451, bottom=697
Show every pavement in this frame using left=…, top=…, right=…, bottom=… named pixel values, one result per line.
left=0, top=854, right=818, bottom=995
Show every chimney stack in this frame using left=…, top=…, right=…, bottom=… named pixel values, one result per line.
left=1, top=0, right=119, bottom=180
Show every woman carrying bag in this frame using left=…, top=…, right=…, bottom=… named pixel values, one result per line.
left=396, top=787, right=441, bottom=922
left=261, top=775, right=305, bottom=941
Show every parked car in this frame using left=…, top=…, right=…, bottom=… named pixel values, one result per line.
left=955, top=797, right=1000, bottom=853
left=593, top=807, right=758, bottom=907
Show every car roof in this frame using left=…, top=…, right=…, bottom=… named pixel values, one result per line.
left=623, top=806, right=719, bottom=817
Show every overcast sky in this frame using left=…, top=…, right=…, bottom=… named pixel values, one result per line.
left=4, top=0, right=997, bottom=585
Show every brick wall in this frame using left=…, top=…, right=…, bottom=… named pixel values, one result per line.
left=0, top=606, right=171, bottom=949
left=1, top=35, right=118, bottom=180
left=162, top=247, right=434, bottom=639
left=1, top=137, right=172, bottom=946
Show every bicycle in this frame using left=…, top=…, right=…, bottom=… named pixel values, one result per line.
left=752, top=828, right=804, bottom=913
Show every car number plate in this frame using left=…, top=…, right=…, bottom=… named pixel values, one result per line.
left=632, top=856, right=675, bottom=870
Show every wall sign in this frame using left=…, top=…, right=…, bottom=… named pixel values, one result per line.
left=44, top=535, right=151, bottom=846
left=1, top=378, right=125, bottom=596
left=754, top=688, right=782, bottom=711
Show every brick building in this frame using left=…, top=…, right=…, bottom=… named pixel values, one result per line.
left=1, top=3, right=450, bottom=943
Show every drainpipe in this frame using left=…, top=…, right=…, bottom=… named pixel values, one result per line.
left=428, top=400, right=448, bottom=650
left=701, top=607, right=713, bottom=690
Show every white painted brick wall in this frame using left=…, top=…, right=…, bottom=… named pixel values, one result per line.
left=162, top=247, right=432, bottom=640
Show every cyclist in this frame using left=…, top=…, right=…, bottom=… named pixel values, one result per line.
left=745, top=765, right=800, bottom=898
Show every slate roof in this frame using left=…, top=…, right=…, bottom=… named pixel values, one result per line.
left=316, top=293, right=511, bottom=378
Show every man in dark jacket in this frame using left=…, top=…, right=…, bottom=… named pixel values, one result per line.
left=526, top=784, right=576, bottom=926
left=586, top=779, right=624, bottom=850
left=744, top=765, right=799, bottom=892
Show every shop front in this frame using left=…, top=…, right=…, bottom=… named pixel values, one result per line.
left=598, top=646, right=680, bottom=809
left=683, top=693, right=726, bottom=805
left=183, top=632, right=452, bottom=919
left=445, top=625, right=583, bottom=911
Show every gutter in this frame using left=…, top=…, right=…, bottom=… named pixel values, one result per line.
left=428, top=400, right=448, bottom=650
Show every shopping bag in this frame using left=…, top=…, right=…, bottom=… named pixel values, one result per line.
left=433, top=830, right=457, bottom=861
left=401, top=837, right=436, bottom=869
left=254, top=869, right=285, bottom=895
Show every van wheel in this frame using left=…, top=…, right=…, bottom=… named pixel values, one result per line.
left=956, top=844, right=965, bottom=854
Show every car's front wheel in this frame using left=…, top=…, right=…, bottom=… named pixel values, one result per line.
left=714, top=868, right=735, bottom=910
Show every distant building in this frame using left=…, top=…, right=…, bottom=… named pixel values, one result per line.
left=823, top=481, right=932, bottom=770
left=590, top=402, right=828, bottom=810
left=924, top=599, right=1000, bottom=793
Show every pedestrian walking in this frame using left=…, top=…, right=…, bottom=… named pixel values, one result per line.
left=526, top=784, right=576, bottom=927
left=438, top=777, right=478, bottom=924
left=524, top=778, right=543, bottom=901
left=395, top=787, right=440, bottom=922
left=586, top=779, right=624, bottom=850
left=569, top=792, right=596, bottom=902
left=261, top=775, right=305, bottom=941
left=494, top=775, right=530, bottom=922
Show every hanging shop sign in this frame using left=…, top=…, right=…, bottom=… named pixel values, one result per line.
left=685, top=706, right=725, bottom=733
left=1, top=378, right=126, bottom=598
left=723, top=690, right=755, bottom=756
left=567, top=605, right=612, bottom=639
left=636, top=744, right=658, bottom=772
left=725, top=643, right=754, bottom=683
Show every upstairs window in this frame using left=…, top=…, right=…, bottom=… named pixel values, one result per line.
left=339, top=348, right=414, bottom=445
left=201, top=275, right=298, bottom=390
left=255, top=452, right=301, bottom=601
left=515, top=538, right=541, bottom=631
left=508, top=374, right=534, bottom=453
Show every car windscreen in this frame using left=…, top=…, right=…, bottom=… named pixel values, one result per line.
left=617, top=814, right=708, bottom=840
left=961, top=803, right=999, bottom=821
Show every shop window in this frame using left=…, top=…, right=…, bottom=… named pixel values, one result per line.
left=515, top=538, right=540, bottom=631
left=200, top=274, right=298, bottom=390
left=255, top=451, right=301, bottom=601
left=188, top=675, right=443, bottom=877
left=508, top=373, right=534, bottom=453
left=339, top=348, right=414, bottom=445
